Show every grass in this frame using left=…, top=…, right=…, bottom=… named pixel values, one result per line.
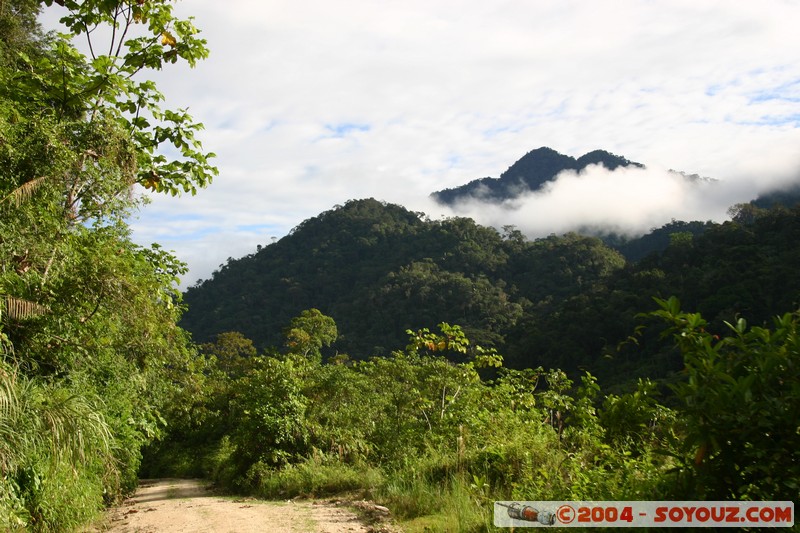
left=380, top=471, right=493, bottom=533
left=247, top=456, right=384, bottom=500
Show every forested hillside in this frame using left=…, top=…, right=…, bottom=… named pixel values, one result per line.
left=181, top=197, right=800, bottom=385
left=169, top=198, right=800, bottom=530
left=181, top=199, right=625, bottom=365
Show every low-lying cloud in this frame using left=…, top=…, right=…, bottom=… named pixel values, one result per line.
left=436, top=162, right=797, bottom=240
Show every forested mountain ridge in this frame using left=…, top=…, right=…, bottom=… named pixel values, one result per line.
left=181, top=197, right=800, bottom=385
left=430, top=147, right=644, bottom=204
left=429, top=146, right=722, bottom=207
left=752, top=182, right=800, bottom=209
left=183, top=199, right=538, bottom=354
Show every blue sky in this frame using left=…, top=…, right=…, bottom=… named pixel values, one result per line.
left=42, top=0, right=800, bottom=284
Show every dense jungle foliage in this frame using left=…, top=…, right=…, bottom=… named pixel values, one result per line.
left=175, top=199, right=800, bottom=530
left=181, top=198, right=800, bottom=387
left=2, top=1, right=799, bottom=531
left=147, top=305, right=800, bottom=531
left=1, top=0, right=215, bottom=529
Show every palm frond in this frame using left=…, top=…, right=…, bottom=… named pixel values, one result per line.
left=0, top=365, right=27, bottom=474
left=2, top=176, right=48, bottom=207
left=1, top=295, right=49, bottom=321
left=39, top=388, right=113, bottom=464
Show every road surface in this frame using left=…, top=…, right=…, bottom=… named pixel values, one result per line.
left=102, top=478, right=378, bottom=533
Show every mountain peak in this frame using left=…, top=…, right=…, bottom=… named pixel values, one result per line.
left=576, top=150, right=643, bottom=170
left=431, top=147, right=643, bottom=205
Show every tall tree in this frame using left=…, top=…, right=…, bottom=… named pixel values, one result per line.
left=284, top=308, right=338, bottom=361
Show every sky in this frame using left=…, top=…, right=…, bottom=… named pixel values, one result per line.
left=42, top=0, right=800, bottom=285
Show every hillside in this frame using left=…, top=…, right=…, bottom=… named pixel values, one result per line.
left=752, top=182, right=800, bottom=209
left=181, top=199, right=625, bottom=358
left=180, top=198, right=800, bottom=385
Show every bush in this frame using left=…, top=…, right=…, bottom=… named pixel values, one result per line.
left=650, top=297, right=800, bottom=500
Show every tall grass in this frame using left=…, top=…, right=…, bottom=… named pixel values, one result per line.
left=380, top=472, right=490, bottom=533
left=245, top=453, right=383, bottom=499
left=0, top=363, right=114, bottom=531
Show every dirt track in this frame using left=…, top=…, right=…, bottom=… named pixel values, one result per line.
left=102, top=478, right=374, bottom=533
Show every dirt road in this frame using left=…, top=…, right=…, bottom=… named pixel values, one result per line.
left=102, top=478, right=380, bottom=533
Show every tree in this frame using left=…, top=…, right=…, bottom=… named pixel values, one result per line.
left=229, top=355, right=310, bottom=475
left=39, top=0, right=217, bottom=195
left=283, top=308, right=337, bottom=361
left=200, top=331, right=258, bottom=378
left=0, top=0, right=43, bottom=53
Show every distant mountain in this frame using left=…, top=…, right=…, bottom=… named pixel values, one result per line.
left=600, top=220, right=715, bottom=263
left=751, top=182, right=800, bottom=209
left=430, top=147, right=644, bottom=205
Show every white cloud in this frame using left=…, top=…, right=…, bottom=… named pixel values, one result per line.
left=443, top=165, right=730, bottom=240
left=40, top=0, right=800, bottom=283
